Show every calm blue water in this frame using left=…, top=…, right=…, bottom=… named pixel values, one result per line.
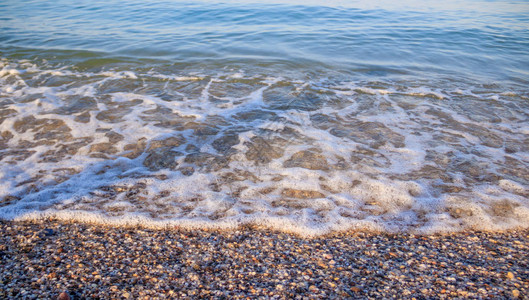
left=2, top=0, right=529, bottom=83
left=0, top=0, right=528, bottom=234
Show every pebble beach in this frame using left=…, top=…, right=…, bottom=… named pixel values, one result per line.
left=1, top=220, right=527, bottom=299
left=2, top=1, right=529, bottom=299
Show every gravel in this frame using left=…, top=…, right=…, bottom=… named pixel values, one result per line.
left=0, top=219, right=527, bottom=299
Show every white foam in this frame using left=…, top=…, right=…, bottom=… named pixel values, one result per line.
left=0, top=68, right=21, bottom=77
left=0, top=57, right=528, bottom=236
left=407, top=87, right=446, bottom=99
left=99, top=71, right=138, bottom=79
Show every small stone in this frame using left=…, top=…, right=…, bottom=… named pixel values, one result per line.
left=512, top=290, right=520, bottom=298
left=317, top=261, right=328, bottom=269
left=507, top=272, right=515, bottom=280
left=39, top=228, right=55, bottom=238
left=57, top=292, right=70, bottom=300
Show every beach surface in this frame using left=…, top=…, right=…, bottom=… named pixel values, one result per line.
left=1, top=1, right=529, bottom=298
left=1, top=0, right=529, bottom=236
left=1, top=220, right=527, bottom=299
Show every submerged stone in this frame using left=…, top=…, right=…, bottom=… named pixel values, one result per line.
left=312, top=114, right=405, bottom=149
left=95, top=108, right=128, bottom=123
left=143, top=147, right=183, bottom=171
left=97, top=79, right=143, bottom=94
left=0, top=149, right=36, bottom=162
left=0, top=108, right=17, bottom=125
left=282, top=188, right=325, bottom=199
left=491, top=200, right=519, bottom=217
left=105, top=131, right=125, bottom=143
left=212, top=134, right=239, bottom=154
left=140, top=106, right=195, bottom=129
left=122, top=138, right=147, bottom=159
left=142, top=136, right=186, bottom=170
left=264, top=85, right=325, bottom=111
left=0, top=131, right=14, bottom=150
left=148, top=136, right=185, bottom=151
left=184, top=152, right=229, bottom=171
left=74, top=111, right=91, bottom=123
left=14, top=116, right=72, bottom=141
left=283, top=150, right=329, bottom=171
left=245, top=136, right=284, bottom=164
left=90, top=142, right=118, bottom=154
left=178, top=166, right=195, bottom=176
left=40, top=137, right=94, bottom=162
left=350, top=147, right=390, bottom=168
left=0, top=195, right=20, bottom=207
left=52, top=95, right=97, bottom=115
left=191, top=125, right=219, bottom=136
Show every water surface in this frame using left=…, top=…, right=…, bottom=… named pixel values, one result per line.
left=1, top=0, right=528, bottom=234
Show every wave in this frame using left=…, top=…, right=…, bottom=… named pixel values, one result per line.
left=0, top=57, right=528, bottom=235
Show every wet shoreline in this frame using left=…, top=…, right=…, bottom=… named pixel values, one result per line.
left=2, top=55, right=529, bottom=234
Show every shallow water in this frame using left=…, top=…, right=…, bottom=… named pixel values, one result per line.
left=0, top=0, right=528, bottom=235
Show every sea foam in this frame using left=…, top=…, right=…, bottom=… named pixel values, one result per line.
left=0, top=58, right=528, bottom=236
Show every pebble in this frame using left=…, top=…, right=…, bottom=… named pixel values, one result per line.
left=513, top=289, right=520, bottom=298
left=0, top=220, right=528, bottom=299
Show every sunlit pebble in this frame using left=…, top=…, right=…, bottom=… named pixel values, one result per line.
left=0, top=220, right=527, bottom=299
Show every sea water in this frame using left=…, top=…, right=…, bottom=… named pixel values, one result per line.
left=0, top=0, right=528, bottom=235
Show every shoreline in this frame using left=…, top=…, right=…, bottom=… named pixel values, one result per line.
left=1, top=220, right=527, bottom=299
